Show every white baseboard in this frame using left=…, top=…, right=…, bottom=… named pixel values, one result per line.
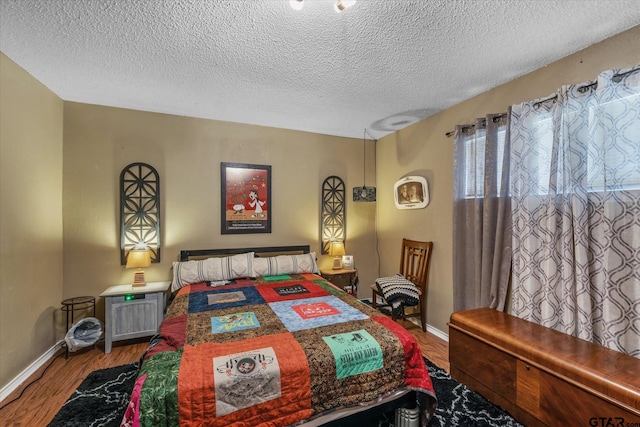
left=406, top=318, right=449, bottom=342
left=358, top=298, right=449, bottom=342
left=0, top=340, right=64, bottom=403
left=426, top=324, right=449, bottom=342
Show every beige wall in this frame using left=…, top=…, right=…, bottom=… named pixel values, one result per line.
left=375, top=25, right=640, bottom=334
left=62, top=103, right=378, bottom=320
left=0, top=53, right=64, bottom=388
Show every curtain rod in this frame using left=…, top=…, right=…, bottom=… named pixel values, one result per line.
left=445, top=113, right=507, bottom=137
left=532, top=66, right=640, bottom=109
left=445, top=66, right=640, bottom=137
left=612, top=66, right=639, bottom=82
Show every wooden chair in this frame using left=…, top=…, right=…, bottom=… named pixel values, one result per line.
left=371, top=239, right=433, bottom=332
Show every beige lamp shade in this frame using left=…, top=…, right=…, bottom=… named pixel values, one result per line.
left=126, top=249, right=151, bottom=286
left=329, top=241, right=346, bottom=256
left=126, top=249, right=151, bottom=268
left=329, top=241, right=345, bottom=269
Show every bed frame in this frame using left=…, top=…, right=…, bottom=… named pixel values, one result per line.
left=180, top=244, right=311, bottom=261
left=175, top=244, right=426, bottom=426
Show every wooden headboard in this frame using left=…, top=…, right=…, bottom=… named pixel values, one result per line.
left=179, top=245, right=311, bottom=262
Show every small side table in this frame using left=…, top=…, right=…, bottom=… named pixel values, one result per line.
left=320, top=268, right=358, bottom=296
left=61, top=296, right=96, bottom=358
left=100, top=281, right=170, bottom=353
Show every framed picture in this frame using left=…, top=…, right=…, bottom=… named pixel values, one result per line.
left=221, top=162, right=271, bottom=234
left=394, top=176, right=429, bottom=209
left=342, top=255, right=354, bottom=269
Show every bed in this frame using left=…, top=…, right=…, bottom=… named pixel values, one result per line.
left=121, top=245, right=437, bottom=427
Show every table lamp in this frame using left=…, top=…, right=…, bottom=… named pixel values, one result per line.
left=329, top=241, right=346, bottom=270
left=126, top=249, right=151, bottom=287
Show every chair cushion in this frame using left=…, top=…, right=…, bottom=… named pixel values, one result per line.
left=375, top=274, right=420, bottom=315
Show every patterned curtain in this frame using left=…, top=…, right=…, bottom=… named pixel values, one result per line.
left=453, top=114, right=512, bottom=312
left=510, top=66, right=640, bottom=358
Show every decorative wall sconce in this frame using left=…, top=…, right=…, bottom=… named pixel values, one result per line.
left=321, top=176, right=346, bottom=255
left=120, top=163, right=161, bottom=265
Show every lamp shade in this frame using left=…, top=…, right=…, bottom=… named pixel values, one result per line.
left=329, top=241, right=346, bottom=256
left=126, top=249, right=151, bottom=269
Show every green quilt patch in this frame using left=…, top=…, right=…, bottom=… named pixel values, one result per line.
left=263, top=274, right=293, bottom=281
left=322, top=329, right=383, bottom=379
left=139, top=350, right=182, bottom=427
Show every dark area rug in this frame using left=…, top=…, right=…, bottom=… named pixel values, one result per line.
left=424, top=359, right=522, bottom=427
left=49, top=358, right=521, bottom=427
left=48, top=363, right=138, bottom=427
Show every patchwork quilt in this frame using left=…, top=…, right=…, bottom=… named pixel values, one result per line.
left=121, top=274, right=437, bottom=427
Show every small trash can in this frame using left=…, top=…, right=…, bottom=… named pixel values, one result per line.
left=64, top=317, right=102, bottom=352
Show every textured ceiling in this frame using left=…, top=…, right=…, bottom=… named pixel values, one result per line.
left=1, top=1, right=640, bottom=139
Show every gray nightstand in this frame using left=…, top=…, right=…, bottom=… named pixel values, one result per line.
left=100, top=281, right=170, bottom=353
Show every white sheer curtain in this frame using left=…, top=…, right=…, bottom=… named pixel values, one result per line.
left=453, top=114, right=512, bottom=312
left=510, top=66, right=640, bottom=358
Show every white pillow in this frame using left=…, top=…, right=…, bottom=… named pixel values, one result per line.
left=252, top=252, right=318, bottom=277
left=171, top=252, right=255, bottom=292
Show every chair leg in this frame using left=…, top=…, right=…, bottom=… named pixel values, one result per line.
left=392, top=304, right=406, bottom=323
left=419, top=297, right=427, bottom=332
left=372, top=290, right=378, bottom=308
left=420, top=308, right=427, bottom=332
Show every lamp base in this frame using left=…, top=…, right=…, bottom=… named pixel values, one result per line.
left=132, top=270, right=146, bottom=287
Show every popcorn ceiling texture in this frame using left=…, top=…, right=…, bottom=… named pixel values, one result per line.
left=1, top=0, right=639, bottom=138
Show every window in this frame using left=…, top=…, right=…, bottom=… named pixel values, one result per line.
left=461, top=127, right=507, bottom=198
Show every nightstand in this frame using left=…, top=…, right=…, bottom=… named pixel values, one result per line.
left=319, top=268, right=358, bottom=296
left=100, top=281, right=170, bottom=353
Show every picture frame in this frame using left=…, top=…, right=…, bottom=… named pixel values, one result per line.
left=221, top=162, right=272, bottom=234
left=394, top=176, right=429, bottom=209
left=342, top=255, right=354, bottom=269
left=333, top=257, right=343, bottom=269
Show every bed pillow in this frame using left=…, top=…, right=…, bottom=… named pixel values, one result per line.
left=252, top=252, right=318, bottom=277
left=171, top=252, right=255, bottom=292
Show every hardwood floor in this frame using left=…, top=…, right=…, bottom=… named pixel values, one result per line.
left=0, top=340, right=149, bottom=427
left=401, top=319, right=450, bottom=372
left=0, top=325, right=449, bottom=426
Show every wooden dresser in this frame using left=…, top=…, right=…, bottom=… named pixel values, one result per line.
left=448, top=308, right=640, bottom=426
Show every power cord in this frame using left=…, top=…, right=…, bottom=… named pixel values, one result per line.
left=0, top=346, right=65, bottom=411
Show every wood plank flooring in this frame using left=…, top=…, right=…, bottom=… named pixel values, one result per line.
left=0, top=323, right=449, bottom=427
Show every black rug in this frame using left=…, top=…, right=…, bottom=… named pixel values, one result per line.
left=424, top=359, right=522, bottom=427
left=49, top=359, right=522, bottom=427
left=48, top=363, right=138, bottom=427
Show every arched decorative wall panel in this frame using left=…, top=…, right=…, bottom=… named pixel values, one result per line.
left=321, top=176, right=346, bottom=254
left=120, top=162, right=161, bottom=265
